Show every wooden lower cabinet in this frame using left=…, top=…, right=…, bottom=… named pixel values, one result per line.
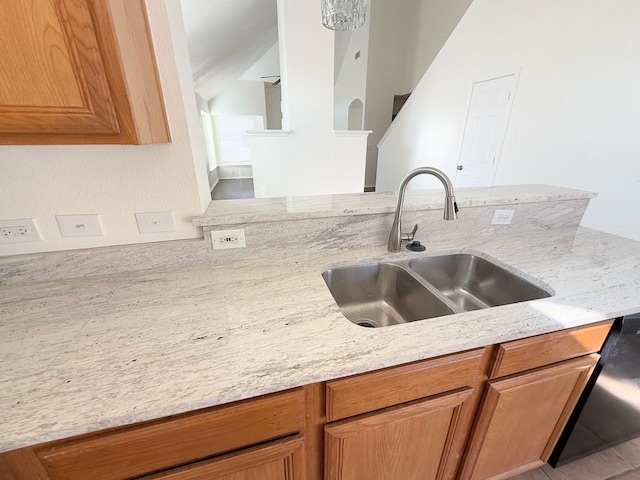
left=140, top=435, right=306, bottom=480
left=458, top=354, right=599, bottom=480
left=0, top=323, right=611, bottom=480
left=325, top=389, right=474, bottom=480
left=0, top=389, right=305, bottom=480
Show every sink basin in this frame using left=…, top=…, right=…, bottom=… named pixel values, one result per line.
left=322, top=263, right=455, bottom=327
left=408, top=254, right=552, bottom=311
left=322, top=252, right=553, bottom=328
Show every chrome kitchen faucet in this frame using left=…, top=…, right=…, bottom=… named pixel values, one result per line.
left=387, top=167, right=458, bottom=252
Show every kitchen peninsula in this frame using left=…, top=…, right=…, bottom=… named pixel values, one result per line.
left=2, top=185, right=639, bottom=479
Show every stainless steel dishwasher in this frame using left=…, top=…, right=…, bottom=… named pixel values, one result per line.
left=549, top=314, right=640, bottom=466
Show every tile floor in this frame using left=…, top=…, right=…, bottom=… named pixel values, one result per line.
left=513, top=437, right=640, bottom=480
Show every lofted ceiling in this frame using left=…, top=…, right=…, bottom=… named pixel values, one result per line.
left=179, top=0, right=279, bottom=101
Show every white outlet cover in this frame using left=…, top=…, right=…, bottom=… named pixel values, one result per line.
left=135, top=211, right=176, bottom=234
left=491, top=209, right=515, bottom=225
left=211, top=229, right=246, bottom=249
left=56, top=214, right=103, bottom=237
left=0, top=218, right=41, bottom=244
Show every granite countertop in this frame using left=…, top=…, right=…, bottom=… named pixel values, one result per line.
left=2, top=225, right=640, bottom=453
left=193, top=184, right=597, bottom=226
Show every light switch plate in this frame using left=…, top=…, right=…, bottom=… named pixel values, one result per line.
left=56, top=214, right=103, bottom=237
left=135, top=211, right=176, bottom=234
left=0, top=218, right=41, bottom=244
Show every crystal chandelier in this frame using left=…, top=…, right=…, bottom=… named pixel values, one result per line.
left=321, top=0, right=368, bottom=31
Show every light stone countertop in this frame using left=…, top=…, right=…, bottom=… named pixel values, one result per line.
left=1, top=225, right=640, bottom=453
left=193, top=184, right=597, bottom=226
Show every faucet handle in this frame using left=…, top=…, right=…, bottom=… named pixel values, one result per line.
left=402, top=224, right=418, bottom=242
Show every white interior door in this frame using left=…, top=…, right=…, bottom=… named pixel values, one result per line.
left=455, top=74, right=517, bottom=187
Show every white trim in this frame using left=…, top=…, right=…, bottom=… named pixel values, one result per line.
left=246, top=130, right=292, bottom=137
left=333, top=130, right=373, bottom=137
left=218, top=165, right=254, bottom=180
left=208, top=167, right=220, bottom=192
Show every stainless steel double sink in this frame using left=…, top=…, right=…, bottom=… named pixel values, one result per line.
left=322, top=253, right=552, bottom=328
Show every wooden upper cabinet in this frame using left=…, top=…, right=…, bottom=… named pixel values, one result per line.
left=0, top=0, right=170, bottom=144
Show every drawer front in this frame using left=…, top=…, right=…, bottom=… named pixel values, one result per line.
left=490, top=320, right=613, bottom=378
left=139, top=435, right=305, bottom=480
left=36, top=388, right=305, bottom=480
left=326, top=348, right=486, bottom=421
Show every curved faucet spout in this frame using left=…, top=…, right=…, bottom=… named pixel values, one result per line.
left=387, top=167, right=458, bottom=252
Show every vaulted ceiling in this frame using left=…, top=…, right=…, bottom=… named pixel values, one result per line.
left=180, top=0, right=278, bottom=100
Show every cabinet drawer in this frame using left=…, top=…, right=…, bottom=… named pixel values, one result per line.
left=36, top=388, right=305, bottom=480
left=490, top=320, right=612, bottom=378
left=326, top=348, right=486, bottom=421
left=140, top=435, right=305, bottom=480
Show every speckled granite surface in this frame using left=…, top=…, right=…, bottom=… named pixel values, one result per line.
left=193, top=184, right=597, bottom=226
left=2, top=223, right=640, bottom=453
left=1, top=186, right=593, bottom=283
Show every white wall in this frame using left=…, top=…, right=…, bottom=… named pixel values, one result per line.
left=362, top=0, right=412, bottom=189
left=402, top=0, right=472, bottom=92
left=333, top=16, right=370, bottom=130
left=249, top=0, right=368, bottom=198
left=250, top=132, right=368, bottom=198
left=240, top=41, right=280, bottom=83
left=277, top=0, right=334, bottom=131
left=363, top=0, right=470, bottom=189
left=208, top=80, right=267, bottom=119
left=0, top=0, right=211, bottom=256
left=377, top=0, right=640, bottom=241
left=195, top=92, right=209, bottom=113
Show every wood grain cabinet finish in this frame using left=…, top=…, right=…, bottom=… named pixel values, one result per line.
left=140, top=435, right=306, bottom=480
left=0, top=0, right=169, bottom=144
left=490, top=320, right=612, bottom=378
left=0, top=323, right=613, bottom=480
left=325, top=389, right=474, bottom=480
left=31, top=388, right=304, bottom=480
left=458, top=354, right=599, bottom=480
left=324, top=348, right=491, bottom=480
left=326, top=348, right=486, bottom=421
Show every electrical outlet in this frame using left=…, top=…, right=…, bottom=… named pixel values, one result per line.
left=491, top=209, right=515, bottom=225
left=211, top=229, right=246, bottom=250
left=0, top=218, right=41, bottom=244
left=56, top=214, right=103, bottom=237
left=135, top=211, right=175, bottom=234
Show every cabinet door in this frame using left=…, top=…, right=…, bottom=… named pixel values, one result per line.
left=141, top=436, right=305, bottom=480
left=325, top=389, right=473, bottom=480
left=0, top=0, right=119, bottom=135
left=460, top=354, right=598, bottom=480
left=0, top=0, right=169, bottom=144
